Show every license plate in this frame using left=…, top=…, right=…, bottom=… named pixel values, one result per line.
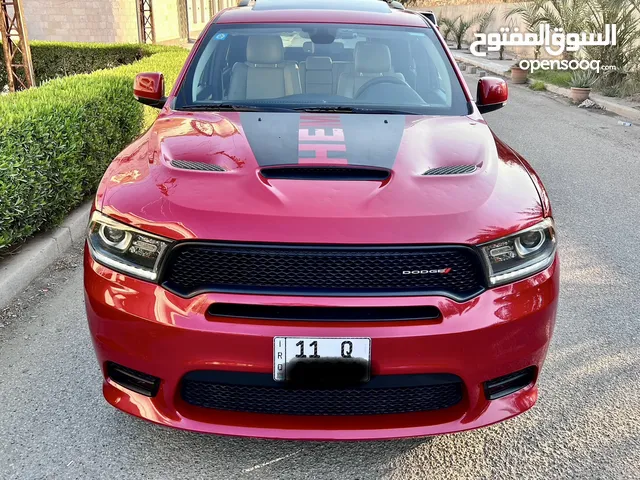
left=273, top=337, right=371, bottom=382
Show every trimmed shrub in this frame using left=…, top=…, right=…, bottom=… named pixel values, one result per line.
left=0, top=48, right=188, bottom=252
left=0, top=41, right=184, bottom=88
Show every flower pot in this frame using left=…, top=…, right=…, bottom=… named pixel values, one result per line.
left=570, top=87, right=591, bottom=103
left=510, top=67, right=528, bottom=84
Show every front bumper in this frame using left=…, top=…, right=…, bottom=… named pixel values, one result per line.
left=84, top=246, right=559, bottom=440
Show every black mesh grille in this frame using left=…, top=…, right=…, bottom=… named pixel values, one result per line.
left=160, top=243, right=485, bottom=300
left=423, top=165, right=477, bottom=175
left=171, top=160, right=226, bottom=172
left=181, top=372, right=463, bottom=416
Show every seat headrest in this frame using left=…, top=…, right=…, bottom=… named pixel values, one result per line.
left=306, top=56, right=333, bottom=70
left=355, top=43, right=392, bottom=74
left=246, top=36, right=284, bottom=64
left=303, top=41, right=314, bottom=54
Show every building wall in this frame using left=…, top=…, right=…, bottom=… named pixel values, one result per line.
left=153, top=0, right=181, bottom=43
left=113, top=0, right=140, bottom=43
left=418, top=0, right=519, bottom=5
left=22, top=0, right=236, bottom=44
left=24, top=0, right=118, bottom=43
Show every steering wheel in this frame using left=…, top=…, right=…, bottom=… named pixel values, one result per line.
left=354, top=76, right=408, bottom=99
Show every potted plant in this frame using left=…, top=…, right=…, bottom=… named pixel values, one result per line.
left=510, top=63, right=528, bottom=84
left=570, top=70, right=597, bottom=103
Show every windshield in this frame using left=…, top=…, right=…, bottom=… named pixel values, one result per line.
left=174, top=23, right=469, bottom=115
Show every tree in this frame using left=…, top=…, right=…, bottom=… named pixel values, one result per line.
left=477, top=7, right=496, bottom=34
left=505, top=1, right=547, bottom=59
left=440, top=15, right=481, bottom=50
left=584, top=0, right=640, bottom=87
left=538, top=0, right=590, bottom=58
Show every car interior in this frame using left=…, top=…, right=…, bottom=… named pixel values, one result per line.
left=181, top=26, right=465, bottom=112
left=225, top=36, right=410, bottom=100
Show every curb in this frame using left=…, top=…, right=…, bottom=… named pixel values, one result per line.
left=0, top=200, right=92, bottom=311
left=453, top=54, right=509, bottom=77
left=453, top=53, right=640, bottom=122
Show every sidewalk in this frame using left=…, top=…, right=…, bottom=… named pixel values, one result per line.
left=0, top=201, right=90, bottom=310
left=452, top=50, right=640, bottom=122
left=452, top=50, right=513, bottom=76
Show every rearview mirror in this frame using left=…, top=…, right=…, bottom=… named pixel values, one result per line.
left=134, top=72, right=166, bottom=109
left=476, top=77, right=508, bottom=114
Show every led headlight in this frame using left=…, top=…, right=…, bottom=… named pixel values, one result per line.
left=87, top=211, right=172, bottom=281
left=479, top=218, right=556, bottom=286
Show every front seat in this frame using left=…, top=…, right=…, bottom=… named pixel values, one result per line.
left=337, top=43, right=404, bottom=98
left=228, top=36, right=302, bottom=100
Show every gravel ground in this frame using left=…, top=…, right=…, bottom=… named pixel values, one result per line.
left=0, top=75, right=639, bottom=480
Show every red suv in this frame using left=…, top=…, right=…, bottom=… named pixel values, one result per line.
left=84, top=0, right=559, bottom=440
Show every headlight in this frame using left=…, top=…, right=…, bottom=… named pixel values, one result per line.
left=87, top=211, right=172, bottom=281
left=479, top=218, right=556, bottom=286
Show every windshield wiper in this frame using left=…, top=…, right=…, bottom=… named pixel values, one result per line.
left=295, top=106, right=425, bottom=115
left=294, top=106, right=355, bottom=113
left=177, top=103, right=295, bottom=112
left=178, top=104, right=427, bottom=115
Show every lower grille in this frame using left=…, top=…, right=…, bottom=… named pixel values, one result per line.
left=181, top=371, right=463, bottom=416
left=161, top=243, right=485, bottom=300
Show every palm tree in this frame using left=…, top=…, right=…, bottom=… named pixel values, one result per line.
left=476, top=7, right=496, bottom=35
left=538, top=0, right=590, bottom=58
left=505, top=1, right=547, bottom=59
left=439, top=17, right=456, bottom=44
left=584, top=0, right=640, bottom=87
left=441, top=15, right=480, bottom=50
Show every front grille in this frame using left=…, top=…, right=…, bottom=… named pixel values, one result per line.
left=181, top=371, right=464, bottom=416
left=207, top=303, right=441, bottom=322
left=160, top=243, right=485, bottom=300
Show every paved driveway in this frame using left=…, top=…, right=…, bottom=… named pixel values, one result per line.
left=1, top=77, right=639, bottom=479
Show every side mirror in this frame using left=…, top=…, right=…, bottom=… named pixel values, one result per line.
left=134, top=72, right=166, bottom=109
left=476, top=77, right=508, bottom=114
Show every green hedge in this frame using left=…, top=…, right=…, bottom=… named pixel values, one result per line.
left=0, top=41, right=183, bottom=88
left=0, top=47, right=188, bottom=252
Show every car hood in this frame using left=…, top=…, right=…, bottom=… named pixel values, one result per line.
left=97, top=111, right=544, bottom=245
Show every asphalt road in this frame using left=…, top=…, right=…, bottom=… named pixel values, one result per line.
left=1, top=76, right=639, bottom=480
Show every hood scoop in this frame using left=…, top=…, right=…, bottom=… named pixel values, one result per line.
left=171, top=160, right=226, bottom=172
left=423, top=165, right=477, bottom=176
left=260, top=166, right=390, bottom=181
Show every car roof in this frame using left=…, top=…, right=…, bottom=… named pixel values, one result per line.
left=217, top=0, right=429, bottom=27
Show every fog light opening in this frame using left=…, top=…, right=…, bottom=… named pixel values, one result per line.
left=483, top=366, right=536, bottom=400
left=106, top=362, right=161, bottom=397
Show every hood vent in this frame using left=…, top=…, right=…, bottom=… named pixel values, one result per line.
left=423, top=165, right=477, bottom=176
left=260, top=166, right=390, bottom=181
left=171, top=160, right=226, bottom=172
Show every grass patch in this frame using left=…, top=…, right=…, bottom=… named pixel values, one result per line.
left=530, top=70, right=573, bottom=88
left=529, top=80, right=547, bottom=91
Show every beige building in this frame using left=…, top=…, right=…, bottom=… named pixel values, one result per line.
left=23, top=0, right=237, bottom=44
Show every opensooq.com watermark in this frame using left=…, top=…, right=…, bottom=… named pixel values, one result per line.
left=519, top=59, right=616, bottom=74
left=469, top=23, right=618, bottom=73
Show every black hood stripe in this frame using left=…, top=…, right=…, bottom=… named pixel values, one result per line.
left=240, top=112, right=405, bottom=169
left=240, top=112, right=300, bottom=167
